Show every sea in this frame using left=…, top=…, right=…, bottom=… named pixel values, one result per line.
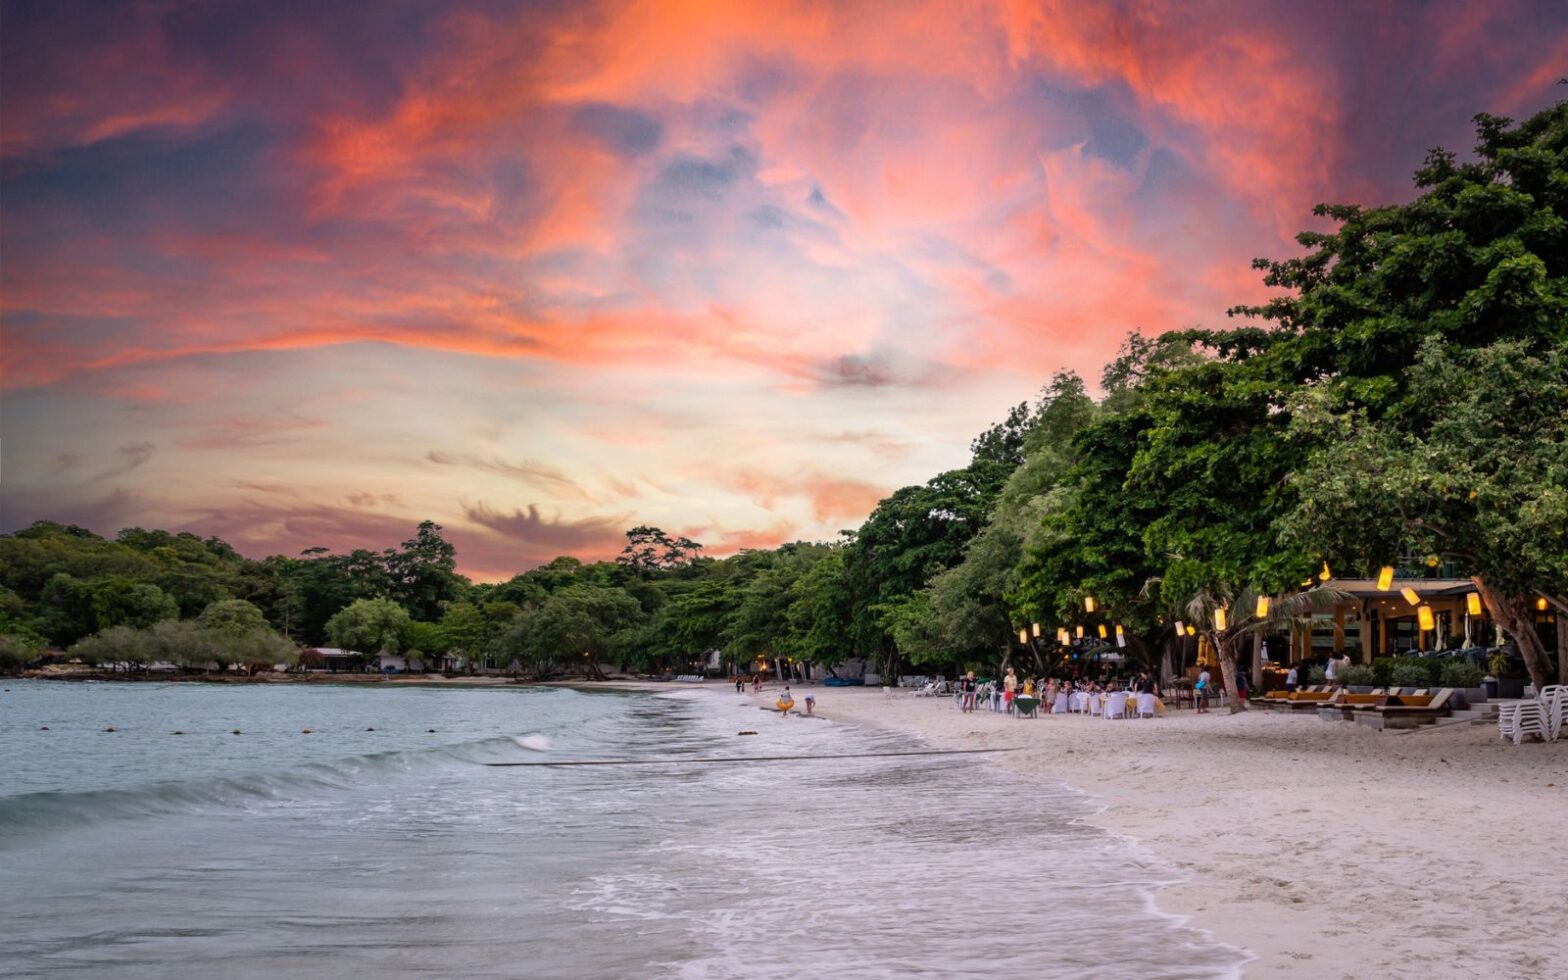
left=0, top=679, right=1245, bottom=978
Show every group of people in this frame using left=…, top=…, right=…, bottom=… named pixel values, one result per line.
left=957, top=667, right=1163, bottom=715
left=735, top=674, right=815, bottom=715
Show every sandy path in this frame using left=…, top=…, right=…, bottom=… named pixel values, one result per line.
left=804, top=686, right=1567, bottom=980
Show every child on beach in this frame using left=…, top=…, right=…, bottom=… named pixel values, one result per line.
left=804, top=692, right=815, bottom=716
left=958, top=671, right=978, bottom=713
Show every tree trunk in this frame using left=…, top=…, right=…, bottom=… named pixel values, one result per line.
left=1473, top=576, right=1554, bottom=691
left=1555, top=594, right=1567, bottom=685
left=1214, top=631, right=1246, bottom=712
left=1251, top=632, right=1264, bottom=690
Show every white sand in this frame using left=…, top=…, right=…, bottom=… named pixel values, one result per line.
left=804, top=686, right=1567, bottom=979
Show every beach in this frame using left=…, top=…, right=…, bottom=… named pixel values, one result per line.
left=813, top=685, right=1568, bottom=980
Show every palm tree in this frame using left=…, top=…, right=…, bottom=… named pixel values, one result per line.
left=1186, top=585, right=1351, bottom=711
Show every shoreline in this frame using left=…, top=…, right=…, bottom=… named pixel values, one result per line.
left=808, top=685, right=1566, bottom=980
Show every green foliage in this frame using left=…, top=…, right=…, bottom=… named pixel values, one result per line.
left=1388, top=659, right=1438, bottom=690
left=198, top=599, right=270, bottom=639
left=500, top=583, right=644, bottom=679
left=1439, top=659, right=1484, bottom=689
left=325, top=598, right=412, bottom=655
left=1336, top=664, right=1373, bottom=687
left=0, top=632, right=40, bottom=672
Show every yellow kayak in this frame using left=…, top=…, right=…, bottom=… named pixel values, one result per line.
left=776, top=698, right=795, bottom=712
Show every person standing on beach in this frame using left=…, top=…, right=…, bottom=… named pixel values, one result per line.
left=1195, top=667, right=1211, bottom=713
left=735, top=675, right=744, bottom=694
left=958, top=671, right=978, bottom=713
left=1285, top=665, right=1299, bottom=692
left=1003, top=667, right=1017, bottom=713
left=1324, top=654, right=1338, bottom=687
left=804, top=692, right=815, bottom=716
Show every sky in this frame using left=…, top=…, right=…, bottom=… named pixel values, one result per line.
left=3, top=1, right=1566, bottom=580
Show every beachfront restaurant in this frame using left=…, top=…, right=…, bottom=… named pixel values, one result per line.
left=1279, top=577, right=1490, bottom=664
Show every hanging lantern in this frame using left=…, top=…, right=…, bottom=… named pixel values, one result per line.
left=1174, top=620, right=1186, bottom=636
left=1300, top=579, right=1313, bottom=587
left=1255, top=596, right=1270, bottom=618
left=1425, top=555, right=1440, bottom=568
left=1417, top=605, right=1435, bottom=632
left=1538, top=597, right=1550, bottom=612
left=1115, top=625, right=1126, bottom=648
left=1376, top=566, right=1395, bottom=591
left=1318, top=561, right=1332, bottom=582
left=1466, top=593, right=1483, bottom=616
left=1075, top=625, right=1084, bottom=639
left=1031, top=622, right=1041, bottom=638
left=1186, top=624, right=1197, bottom=636
left=1084, top=596, right=1097, bottom=614
left=1058, top=629, right=1069, bottom=645
left=1400, top=587, right=1421, bottom=607
left=1214, top=607, right=1228, bottom=631
left=1097, top=624, right=1108, bottom=639
left=1019, top=629, right=1028, bottom=645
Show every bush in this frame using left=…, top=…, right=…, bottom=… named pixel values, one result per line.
left=1370, top=658, right=1394, bottom=687
left=1337, top=664, right=1375, bottom=687
left=0, top=632, right=41, bottom=672
left=1305, top=665, right=1327, bottom=685
left=1439, top=658, right=1484, bottom=688
left=1389, top=659, right=1436, bottom=689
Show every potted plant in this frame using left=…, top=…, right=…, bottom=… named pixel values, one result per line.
left=1483, top=650, right=1508, bottom=699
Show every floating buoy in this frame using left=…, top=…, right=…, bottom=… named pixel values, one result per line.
left=39, top=726, right=49, bottom=731
left=173, top=730, right=184, bottom=735
left=738, top=731, right=758, bottom=736
left=301, top=728, right=313, bottom=734
left=231, top=729, right=242, bottom=735
left=427, top=728, right=437, bottom=733
left=365, top=726, right=375, bottom=732
left=103, top=726, right=116, bottom=733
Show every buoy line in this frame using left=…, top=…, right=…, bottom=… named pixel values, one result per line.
left=483, top=747, right=1018, bottom=767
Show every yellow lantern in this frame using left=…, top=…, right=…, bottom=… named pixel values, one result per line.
left=1376, top=566, right=1395, bottom=591
left=1400, top=587, right=1421, bottom=607
left=1174, top=620, right=1185, bottom=636
left=1319, top=561, right=1332, bottom=581
left=1300, top=579, right=1312, bottom=587
left=1075, top=625, right=1084, bottom=639
left=1255, top=596, right=1270, bottom=618
left=1058, top=629, right=1069, bottom=645
left=1115, top=625, right=1126, bottom=648
left=1084, top=596, right=1097, bottom=614
left=1466, top=593, right=1483, bottom=616
left=1114, top=624, right=1124, bottom=637
left=1032, top=622, right=1042, bottom=637
left=1214, top=607, right=1228, bottom=631
left=1417, top=605, right=1435, bottom=632
left=1538, top=597, right=1550, bottom=612
left=1019, top=629, right=1028, bottom=645
left=1186, top=624, right=1197, bottom=636
left=1097, top=624, right=1108, bottom=639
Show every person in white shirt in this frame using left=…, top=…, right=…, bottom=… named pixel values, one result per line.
left=1285, top=665, right=1299, bottom=692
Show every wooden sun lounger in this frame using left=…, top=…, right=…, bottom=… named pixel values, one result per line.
left=1358, top=689, right=1454, bottom=730
left=1321, top=689, right=1386, bottom=721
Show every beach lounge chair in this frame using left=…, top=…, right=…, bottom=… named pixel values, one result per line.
left=1363, top=689, right=1453, bottom=729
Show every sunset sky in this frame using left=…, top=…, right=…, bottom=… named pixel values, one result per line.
left=3, top=1, right=1566, bottom=579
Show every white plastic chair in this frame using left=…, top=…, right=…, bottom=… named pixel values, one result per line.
left=1500, top=700, right=1547, bottom=744
left=1136, top=692, right=1157, bottom=718
left=1104, top=692, right=1129, bottom=720
left=1088, top=695, right=1102, bottom=717
left=1540, top=686, right=1567, bottom=741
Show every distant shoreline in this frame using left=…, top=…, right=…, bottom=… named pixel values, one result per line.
left=9, top=669, right=671, bottom=692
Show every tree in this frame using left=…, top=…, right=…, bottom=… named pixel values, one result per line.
left=325, top=598, right=412, bottom=661
left=500, top=584, right=643, bottom=679
left=384, top=520, right=464, bottom=621
left=617, top=526, right=704, bottom=575
left=1281, top=340, right=1568, bottom=687
left=90, top=577, right=180, bottom=632
left=198, top=599, right=270, bottom=639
